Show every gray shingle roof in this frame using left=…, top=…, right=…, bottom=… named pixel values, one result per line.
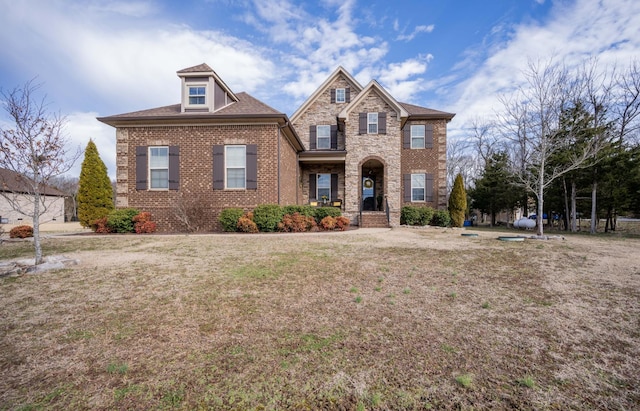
left=177, top=63, right=214, bottom=73
left=0, top=168, right=67, bottom=196
left=399, top=102, right=455, bottom=120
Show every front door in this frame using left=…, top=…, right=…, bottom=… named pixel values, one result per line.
left=362, top=176, right=375, bottom=211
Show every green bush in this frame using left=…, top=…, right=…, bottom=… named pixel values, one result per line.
left=313, top=206, right=341, bottom=223
left=9, top=225, right=33, bottom=238
left=282, top=205, right=316, bottom=218
left=419, top=207, right=435, bottom=225
left=448, top=174, right=467, bottom=227
left=219, top=208, right=244, bottom=232
left=401, top=206, right=421, bottom=225
left=431, top=210, right=451, bottom=227
left=253, top=204, right=284, bottom=232
left=107, top=208, right=140, bottom=233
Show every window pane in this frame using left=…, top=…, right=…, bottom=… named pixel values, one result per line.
left=412, top=188, right=425, bottom=201
left=368, top=113, right=378, bottom=134
left=318, top=188, right=330, bottom=199
left=149, top=147, right=168, bottom=167
left=226, top=146, right=245, bottom=168
left=150, top=169, right=168, bottom=189
left=411, top=174, right=425, bottom=202
left=317, top=173, right=330, bottom=188
left=227, top=168, right=245, bottom=189
left=412, top=137, right=425, bottom=149
left=189, top=86, right=205, bottom=104
left=336, top=88, right=345, bottom=103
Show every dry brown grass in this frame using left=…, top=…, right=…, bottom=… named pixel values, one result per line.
left=1, top=227, right=639, bottom=410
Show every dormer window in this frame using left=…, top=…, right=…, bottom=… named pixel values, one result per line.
left=335, top=88, right=345, bottom=103
left=188, top=86, right=206, bottom=105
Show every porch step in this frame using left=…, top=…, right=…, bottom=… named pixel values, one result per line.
left=360, top=212, right=389, bottom=228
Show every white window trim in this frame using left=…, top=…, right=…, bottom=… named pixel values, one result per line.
left=411, top=125, right=425, bottom=149
left=225, top=145, right=246, bottom=190
left=368, top=112, right=378, bottom=134
left=185, top=83, right=208, bottom=109
left=411, top=173, right=426, bottom=202
left=317, top=173, right=331, bottom=201
left=316, top=125, right=331, bottom=149
left=149, top=146, right=169, bottom=190
left=335, top=88, right=346, bottom=103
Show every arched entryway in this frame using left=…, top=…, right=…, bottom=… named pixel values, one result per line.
left=361, top=158, right=385, bottom=211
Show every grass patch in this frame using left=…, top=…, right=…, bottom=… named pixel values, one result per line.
left=517, top=376, right=536, bottom=388
left=455, top=374, right=473, bottom=389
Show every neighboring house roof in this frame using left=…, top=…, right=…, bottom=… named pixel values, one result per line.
left=338, top=79, right=409, bottom=121
left=290, top=66, right=364, bottom=123
left=0, top=168, right=67, bottom=197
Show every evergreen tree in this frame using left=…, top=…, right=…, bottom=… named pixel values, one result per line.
left=77, top=139, right=113, bottom=227
left=448, top=174, right=467, bottom=227
left=469, top=152, right=523, bottom=226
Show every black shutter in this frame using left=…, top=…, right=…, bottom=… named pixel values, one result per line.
left=359, top=113, right=367, bottom=134
left=331, top=174, right=338, bottom=201
left=426, top=173, right=434, bottom=202
left=309, top=125, right=317, bottom=150
left=403, top=127, right=411, bottom=148
left=135, top=146, right=147, bottom=190
left=330, top=125, right=338, bottom=149
left=426, top=125, right=434, bottom=149
left=168, top=146, right=180, bottom=190
left=378, top=112, right=387, bottom=134
left=403, top=174, right=411, bottom=202
left=213, top=145, right=224, bottom=190
left=309, top=174, right=316, bottom=200
left=330, top=89, right=336, bottom=103
left=345, top=87, right=350, bottom=102
left=246, top=144, right=258, bottom=190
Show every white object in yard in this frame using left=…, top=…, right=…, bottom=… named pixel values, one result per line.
left=513, top=218, right=536, bottom=229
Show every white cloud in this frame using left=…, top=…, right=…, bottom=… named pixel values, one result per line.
left=396, top=24, right=435, bottom=42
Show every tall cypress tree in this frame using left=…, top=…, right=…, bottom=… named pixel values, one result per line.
left=77, top=139, right=113, bottom=228
left=448, top=174, right=467, bottom=227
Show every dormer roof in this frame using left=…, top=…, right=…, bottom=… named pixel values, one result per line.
left=290, top=66, right=364, bottom=122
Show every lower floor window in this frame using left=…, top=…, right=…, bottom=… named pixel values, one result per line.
left=149, top=147, right=169, bottom=189
left=226, top=145, right=246, bottom=189
left=411, top=174, right=425, bottom=201
left=317, top=173, right=331, bottom=200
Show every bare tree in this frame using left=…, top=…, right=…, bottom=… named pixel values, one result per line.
left=446, top=138, right=477, bottom=192
left=613, top=60, right=640, bottom=145
left=0, top=79, right=80, bottom=264
left=498, top=59, right=603, bottom=237
left=50, top=175, right=79, bottom=222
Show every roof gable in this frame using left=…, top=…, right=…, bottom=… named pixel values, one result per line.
left=0, top=168, right=66, bottom=196
left=290, top=66, right=364, bottom=122
left=338, top=80, right=408, bottom=121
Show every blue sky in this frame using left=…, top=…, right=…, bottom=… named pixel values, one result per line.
left=1, top=0, right=639, bottom=179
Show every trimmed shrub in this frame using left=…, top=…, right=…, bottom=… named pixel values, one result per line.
left=448, top=173, right=467, bottom=227
left=77, top=139, right=114, bottom=228
left=401, top=206, right=421, bottom=225
left=133, top=212, right=157, bottom=234
left=9, top=225, right=33, bottom=238
left=431, top=210, right=451, bottom=227
left=320, top=216, right=337, bottom=230
left=237, top=216, right=258, bottom=233
left=335, top=216, right=350, bottom=231
left=314, top=206, right=341, bottom=224
left=282, top=205, right=316, bottom=218
left=419, top=207, right=435, bottom=226
left=219, top=208, right=244, bottom=232
left=253, top=204, right=284, bottom=232
left=107, top=208, right=140, bottom=233
left=278, top=213, right=317, bottom=232
left=92, top=217, right=112, bottom=234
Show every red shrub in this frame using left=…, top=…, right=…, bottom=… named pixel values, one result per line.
left=133, top=212, right=157, bottom=234
left=335, top=216, right=350, bottom=231
left=237, top=216, right=258, bottom=233
left=320, top=216, right=337, bottom=231
left=92, top=217, right=112, bottom=234
left=9, top=225, right=33, bottom=238
left=278, top=213, right=317, bottom=232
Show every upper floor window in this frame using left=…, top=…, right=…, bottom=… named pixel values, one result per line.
left=411, top=173, right=425, bottom=202
left=368, top=112, right=378, bottom=134
left=225, top=145, right=246, bottom=189
left=149, top=147, right=169, bottom=189
left=316, top=125, right=331, bottom=149
left=411, top=125, right=425, bottom=149
left=188, top=86, right=206, bottom=105
left=335, top=88, right=346, bottom=103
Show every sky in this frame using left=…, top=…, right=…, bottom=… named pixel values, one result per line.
left=1, top=0, right=639, bottom=179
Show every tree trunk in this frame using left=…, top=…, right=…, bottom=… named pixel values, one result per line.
left=562, top=177, right=569, bottom=231
left=590, top=180, right=597, bottom=234
left=570, top=180, right=577, bottom=232
left=33, top=192, right=43, bottom=265
left=537, top=188, right=544, bottom=237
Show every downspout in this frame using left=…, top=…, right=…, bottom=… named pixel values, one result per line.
left=277, top=124, right=281, bottom=204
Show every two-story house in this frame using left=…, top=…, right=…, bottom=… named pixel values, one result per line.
left=98, top=63, right=454, bottom=231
